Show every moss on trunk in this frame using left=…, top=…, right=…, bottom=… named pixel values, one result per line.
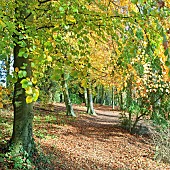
left=62, top=73, right=76, bottom=117
left=10, top=43, right=35, bottom=156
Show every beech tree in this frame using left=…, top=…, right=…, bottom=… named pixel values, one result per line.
left=61, top=72, right=76, bottom=117
left=0, top=0, right=118, bottom=156
left=0, top=0, right=169, bottom=161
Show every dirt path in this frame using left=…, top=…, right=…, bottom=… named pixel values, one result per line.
left=35, top=103, right=170, bottom=170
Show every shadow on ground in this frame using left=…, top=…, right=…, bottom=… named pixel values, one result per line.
left=33, top=102, right=150, bottom=146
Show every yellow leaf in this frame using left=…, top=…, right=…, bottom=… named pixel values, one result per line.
left=66, top=15, right=76, bottom=23
left=0, top=102, right=3, bottom=108
left=26, top=77, right=30, bottom=81
left=47, top=56, right=52, bottom=62
left=54, top=24, right=59, bottom=28
left=26, top=96, right=33, bottom=103
left=34, top=88, right=39, bottom=96
left=15, top=67, right=19, bottom=72
left=25, top=87, right=33, bottom=95
left=0, top=20, right=6, bottom=28
left=81, top=79, right=87, bottom=87
left=31, top=77, right=37, bottom=84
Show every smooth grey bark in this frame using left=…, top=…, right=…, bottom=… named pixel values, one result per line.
left=43, top=67, right=56, bottom=103
left=48, top=90, right=53, bottom=103
left=117, top=91, right=122, bottom=109
left=84, top=88, right=88, bottom=106
left=10, top=43, right=35, bottom=155
left=96, top=86, right=100, bottom=104
left=119, top=91, right=124, bottom=110
left=93, top=87, right=97, bottom=104
left=46, top=82, right=56, bottom=103
left=61, top=74, right=76, bottom=117
left=112, top=86, right=115, bottom=110
left=100, top=85, right=105, bottom=105
left=87, top=86, right=96, bottom=115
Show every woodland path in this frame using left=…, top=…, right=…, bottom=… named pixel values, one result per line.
left=34, top=103, right=170, bottom=170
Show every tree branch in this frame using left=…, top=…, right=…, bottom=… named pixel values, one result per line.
left=24, top=12, right=32, bottom=20
left=36, top=25, right=55, bottom=30
left=38, top=0, right=51, bottom=4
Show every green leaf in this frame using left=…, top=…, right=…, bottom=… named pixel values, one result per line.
left=18, top=48, right=27, bottom=57
left=18, top=70, right=27, bottom=78
left=21, top=79, right=32, bottom=88
left=32, top=89, right=39, bottom=101
left=165, top=61, right=170, bottom=67
left=0, top=156, right=4, bottom=163
left=18, top=50, right=25, bottom=57
left=59, top=6, right=64, bottom=13
left=23, top=53, right=28, bottom=58
left=18, top=40, right=27, bottom=47
left=131, top=0, right=138, bottom=4
left=72, top=7, right=78, bottom=13
left=19, top=34, right=24, bottom=40
left=136, top=29, right=143, bottom=40
left=71, top=71, right=78, bottom=77
left=164, top=49, right=169, bottom=56
left=31, top=62, right=35, bottom=67
left=20, top=63, right=28, bottom=69
left=83, top=36, right=90, bottom=43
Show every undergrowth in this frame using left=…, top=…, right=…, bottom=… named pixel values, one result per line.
left=149, top=122, right=170, bottom=164
left=0, top=142, right=55, bottom=170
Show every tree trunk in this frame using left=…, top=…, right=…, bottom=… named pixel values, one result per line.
left=101, top=85, right=105, bottom=105
left=10, top=43, right=35, bottom=155
left=60, top=93, right=64, bottom=103
left=61, top=74, right=76, bottom=117
left=112, top=86, right=115, bottom=110
left=6, top=55, right=12, bottom=87
left=84, top=88, right=88, bottom=106
left=96, top=86, right=100, bottom=104
left=87, top=86, right=96, bottom=115
left=93, top=86, right=98, bottom=104
left=118, top=91, right=124, bottom=110
left=126, top=77, right=133, bottom=132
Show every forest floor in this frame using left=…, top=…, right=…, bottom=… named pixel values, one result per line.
left=34, top=103, right=170, bottom=170
left=0, top=103, right=170, bottom=169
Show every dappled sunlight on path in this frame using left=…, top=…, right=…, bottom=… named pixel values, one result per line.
left=34, top=103, right=170, bottom=170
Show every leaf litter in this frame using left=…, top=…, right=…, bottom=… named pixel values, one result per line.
left=0, top=103, right=170, bottom=169
left=34, top=103, right=170, bottom=170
